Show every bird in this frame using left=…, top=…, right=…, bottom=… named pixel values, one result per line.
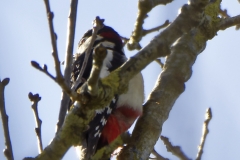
left=71, top=22, right=144, bottom=159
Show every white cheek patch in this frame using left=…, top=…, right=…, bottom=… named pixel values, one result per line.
left=101, top=41, right=115, bottom=48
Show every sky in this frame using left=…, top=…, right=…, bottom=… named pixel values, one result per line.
left=0, top=0, right=240, bottom=160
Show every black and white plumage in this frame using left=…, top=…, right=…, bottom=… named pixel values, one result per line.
left=71, top=25, right=144, bottom=159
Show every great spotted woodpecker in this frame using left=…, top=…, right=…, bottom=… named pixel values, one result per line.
left=71, top=24, right=144, bottom=159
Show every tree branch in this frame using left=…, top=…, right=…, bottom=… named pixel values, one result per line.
left=217, top=15, right=240, bottom=30
left=196, top=108, right=212, bottom=160
left=32, top=0, right=82, bottom=102
left=116, top=0, right=209, bottom=94
left=71, top=16, right=104, bottom=91
left=87, top=44, right=107, bottom=96
left=57, top=0, right=78, bottom=133
left=28, top=92, right=43, bottom=153
left=30, top=61, right=80, bottom=102
left=0, top=78, right=14, bottom=160
left=161, top=136, right=190, bottom=160
left=142, top=20, right=170, bottom=36
left=118, top=0, right=217, bottom=159
left=43, top=0, right=63, bottom=80
left=127, top=0, right=173, bottom=50
left=25, top=44, right=113, bottom=160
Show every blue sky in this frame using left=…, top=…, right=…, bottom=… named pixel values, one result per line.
left=0, top=0, right=240, bottom=159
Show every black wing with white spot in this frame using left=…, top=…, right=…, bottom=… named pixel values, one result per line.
left=85, top=95, right=118, bottom=157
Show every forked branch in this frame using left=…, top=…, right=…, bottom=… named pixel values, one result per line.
left=57, top=0, right=79, bottom=133
left=43, top=0, right=63, bottom=80
left=127, top=0, right=173, bottom=50
left=122, top=20, right=170, bottom=50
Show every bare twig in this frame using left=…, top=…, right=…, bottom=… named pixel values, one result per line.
left=0, top=78, right=14, bottom=160
left=218, top=7, right=240, bottom=30
left=71, top=16, right=104, bottom=91
left=28, top=92, right=43, bottom=153
left=30, top=61, right=80, bottom=103
left=87, top=44, right=107, bottom=96
left=38, top=0, right=84, bottom=101
left=122, top=20, right=170, bottom=51
left=43, top=0, right=63, bottom=80
left=160, top=136, right=190, bottom=160
left=57, top=0, right=78, bottom=133
left=31, top=62, right=55, bottom=81
left=33, top=0, right=81, bottom=101
left=127, top=0, right=173, bottom=50
left=196, top=108, right=212, bottom=160
left=151, top=148, right=169, bottom=160
left=142, top=20, right=170, bottom=36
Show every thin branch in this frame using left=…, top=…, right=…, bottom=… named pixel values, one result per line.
left=33, top=1, right=83, bottom=103
left=127, top=0, right=173, bottom=50
left=122, top=20, right=170, bottom=50
left=151, top=148, right=169, bottom=160
left=28, top=92, right=43, bottom=153
left=218, top=7, right=240, bottom=30
left=43, top=0, right=63, bottom=80
left=57, top=0, right=78, bottom=133
left=71, top=16, right=104, bottom=91
left=33, top=0, right=82, bottom=111
left=87, top=44, right=107, bottom=96
left=196, top=108, right=212, bottom=160
left=217, top=15, right=240, bottom=30
left=30, top=61, right=81, bottom=103
left=0, top=78, right=14, bottom=160
left=31, top=62, right=55, bottom=81
left=161, top=136, right=190, bottom=160
left=142, top=20, right=170, bottom=36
